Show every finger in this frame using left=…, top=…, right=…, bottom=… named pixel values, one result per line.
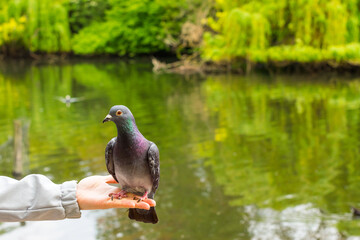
left=135, top=201, right=151, bottom=210
left=109, top=198, right=136, bottom=208
left=105, top=175, right=118, bottom=184
left=108, top=199, right=150, bottom=210
left=142, top=198, right=156, bottom=207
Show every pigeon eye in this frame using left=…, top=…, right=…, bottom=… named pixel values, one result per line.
left=116, top=110, right=122, bottom=116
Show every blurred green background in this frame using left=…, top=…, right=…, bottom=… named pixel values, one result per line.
left=2, top=1, right=360, bottom=240
left=1, top=60, right=360, bottom=239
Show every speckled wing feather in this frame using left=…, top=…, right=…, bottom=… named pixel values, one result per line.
left=147, top=142, right=160, bottom=197
left=105, top=137, right=118, bottom=182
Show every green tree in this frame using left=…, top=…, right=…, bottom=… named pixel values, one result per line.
left=72, top=0, right=189, bottom=56
left=202, top=0, right=360, bottom=64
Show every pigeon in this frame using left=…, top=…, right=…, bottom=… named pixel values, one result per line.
left=103, top=105, right=160, bottom=224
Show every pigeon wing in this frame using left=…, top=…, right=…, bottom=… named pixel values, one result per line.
left=147, top=142, right=160, bottom=197
left=105, top=137, right=118, bottom=182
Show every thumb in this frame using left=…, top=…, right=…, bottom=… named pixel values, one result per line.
left=105, top=175, right=118, bottom=184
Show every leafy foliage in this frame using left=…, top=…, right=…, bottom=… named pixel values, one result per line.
left=66, top=0, right=109, bottom=33
left=2, top=0, right=360, bottom=63
left=202, top=0, right=360, bottom=63
left=0, top=0, right=71, bottom=54
left=0, top=16, right=27, bottom=55
left=0, top=0, right=27, bottom=55
left=72, top=0, right=189, bottom=56
left=26, top=0, right=71, bottom=53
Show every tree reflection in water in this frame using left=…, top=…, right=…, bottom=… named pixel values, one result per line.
left=1, top=60, right=360, bottom=239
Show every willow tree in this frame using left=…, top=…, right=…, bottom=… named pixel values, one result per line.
left=202, top=0, right=360, bottom=63
left=0, top=0, right=71, bottom=54
left=26, top=0, right=71, bottom=52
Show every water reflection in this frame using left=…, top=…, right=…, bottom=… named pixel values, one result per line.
left=199, top=75, right=360, bottom=213
left=1, top=60, right=360, bottom=239
left=246, top=204, right=345, bottom=240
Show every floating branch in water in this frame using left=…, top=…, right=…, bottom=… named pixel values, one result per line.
left=151, top=55, right=204, bottom=75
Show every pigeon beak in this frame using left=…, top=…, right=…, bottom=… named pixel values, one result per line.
left=102, top=114, right=112, bottom=123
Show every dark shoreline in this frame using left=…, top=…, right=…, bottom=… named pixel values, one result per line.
left=2, top=52, right=360, bottom=75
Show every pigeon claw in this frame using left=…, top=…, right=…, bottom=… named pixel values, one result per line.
left=133, top=191, right=149, bottom=203
left=109, top=190, right=128, bottom=200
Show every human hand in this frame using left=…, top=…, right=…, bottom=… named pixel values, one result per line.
left=76, top=175, right=156, bottom=210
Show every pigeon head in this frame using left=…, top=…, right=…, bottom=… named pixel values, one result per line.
left=102, top=105, right=134, bottom=125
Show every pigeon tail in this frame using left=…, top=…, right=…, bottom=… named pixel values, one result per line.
left=128, top=207, right=158, bottom=224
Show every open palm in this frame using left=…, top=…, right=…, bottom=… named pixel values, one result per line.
left=76, top=175, right=156, bottom=210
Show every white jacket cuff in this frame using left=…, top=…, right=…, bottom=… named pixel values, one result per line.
left=60, top=180, right=81, bottom=219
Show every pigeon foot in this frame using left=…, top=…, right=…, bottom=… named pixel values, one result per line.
left=133, top=191, right=149, bottom=203
left=109, top=190, right=128, bottom=200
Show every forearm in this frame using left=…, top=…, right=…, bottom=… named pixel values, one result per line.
left=0, top=174, right=81, bottom=222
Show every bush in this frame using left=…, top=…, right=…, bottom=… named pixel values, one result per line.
left=66, top=0, right=109, bottom=34
left=72, top=0, right=188, bottom=56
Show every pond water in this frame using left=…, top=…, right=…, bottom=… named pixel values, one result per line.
left=1, top=59, right=360, bottom=239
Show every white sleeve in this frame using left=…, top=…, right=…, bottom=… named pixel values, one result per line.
left=0, top=174, right=81, bottom=222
